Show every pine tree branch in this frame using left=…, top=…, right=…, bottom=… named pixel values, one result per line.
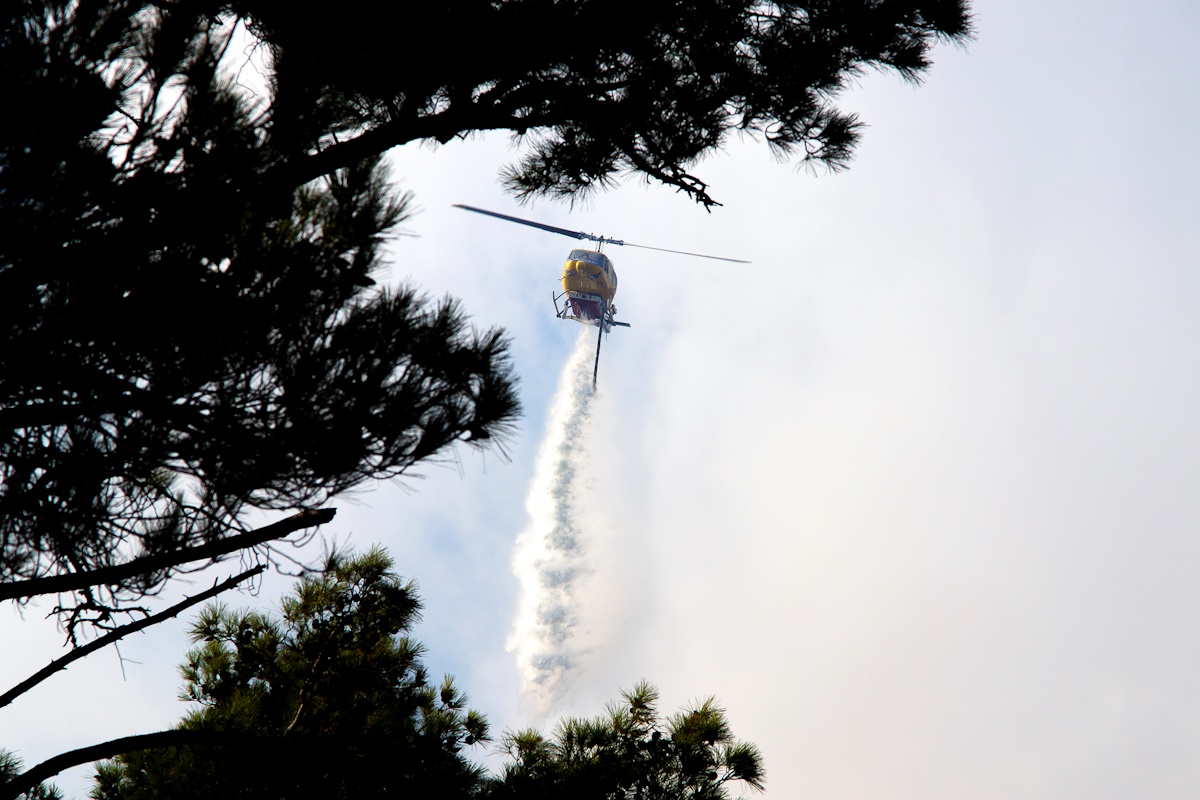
left=264, top=95, right=569, bottom=192
left=0, top=566, right=266, bottom=710
left=0, top=509, right=335, bottom=602
left=0, top=730, right=229, bottom=800
left=265, top=113, right=464, bottom=191
left=265, top=78, right=718, bottom=205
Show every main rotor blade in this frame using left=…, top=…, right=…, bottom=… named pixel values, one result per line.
left=454, top=203, right=750, bottom=263
left=453, top=204, right=614, bottom=244
left=620, top=241, right=750, bottom=264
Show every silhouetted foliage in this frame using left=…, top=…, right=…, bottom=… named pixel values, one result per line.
left=0, top=752, right=61, bottom=800
left=1, top=2, right=522, bottom=630
left=229, top=0, right=973, bottom=208
left=80, top=550, right=761, bottom=800
left=89, top=548, right=489, bottom=800
left=492, top=682, right=764, bottom=800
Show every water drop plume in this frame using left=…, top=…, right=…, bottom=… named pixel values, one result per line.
left=508, top=330, right=598, bottom=716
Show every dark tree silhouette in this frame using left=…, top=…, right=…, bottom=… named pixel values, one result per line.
left=3, top=549, right=485, bottom=800
left=1, top=4, right=524, bottom=633
left=492, top=682, right=764, bottom=800
left=16, top=549, right=760, bottom=800
left=0, top=751, right=61, bottom=800
left=238, top=0, right=973, bottom=208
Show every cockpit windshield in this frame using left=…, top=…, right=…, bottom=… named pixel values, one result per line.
left=568, top=249, right=613, bottom=274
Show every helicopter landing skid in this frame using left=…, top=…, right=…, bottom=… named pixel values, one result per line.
left=554, top=292, right=628, bottom=388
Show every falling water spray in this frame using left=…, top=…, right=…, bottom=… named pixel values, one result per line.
left=508, top=330, right=598, bottom=717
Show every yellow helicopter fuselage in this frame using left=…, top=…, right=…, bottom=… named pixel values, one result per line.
left=561, top=249, right=618, bottom=303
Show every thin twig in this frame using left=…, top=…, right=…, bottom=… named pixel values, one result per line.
left=0, top=566, right=266, bottom=710
left=0, top=509, right=333, bottom=602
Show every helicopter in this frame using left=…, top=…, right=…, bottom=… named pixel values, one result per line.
left=453, top=204, right=749, bottom=387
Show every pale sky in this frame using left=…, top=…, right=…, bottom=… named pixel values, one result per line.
left=5, top=0, right=1200, bottom=797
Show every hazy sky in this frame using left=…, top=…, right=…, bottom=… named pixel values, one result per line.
left=5, top=0, right=1200, bottom=797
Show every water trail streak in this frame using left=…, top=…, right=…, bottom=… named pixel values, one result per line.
left=508, top=330, right=597, bottom=716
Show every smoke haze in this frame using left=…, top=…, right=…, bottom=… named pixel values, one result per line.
left=508, top=330, right=598, bottom=716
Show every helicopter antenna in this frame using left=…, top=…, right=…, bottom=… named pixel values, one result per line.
left=453, top=204, right=750, bottom=263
